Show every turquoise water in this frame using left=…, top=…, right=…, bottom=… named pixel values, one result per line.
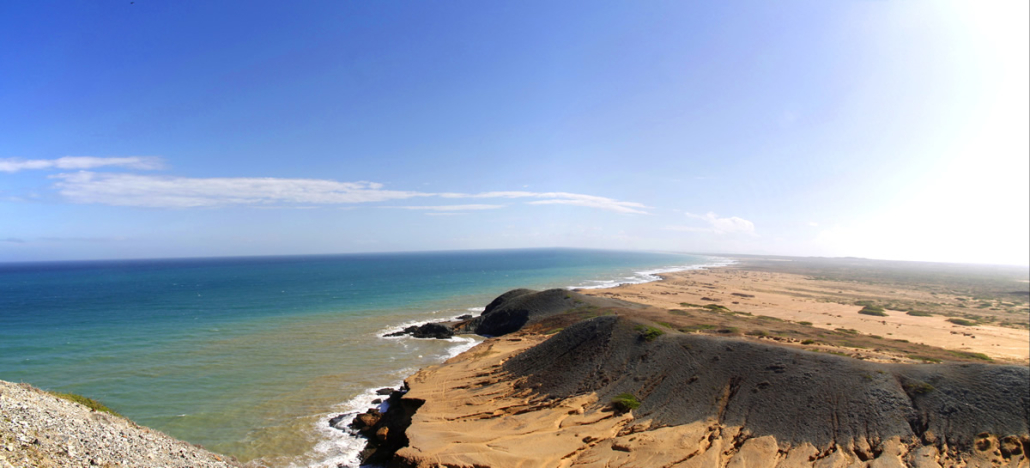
left=0, top=248, right=719, bottom=466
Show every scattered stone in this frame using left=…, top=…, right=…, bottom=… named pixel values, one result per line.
left=0, top=380, right=238, bottom=467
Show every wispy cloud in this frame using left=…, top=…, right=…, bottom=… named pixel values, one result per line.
left=0, top=156, right=163, bottom=173
left=444, top=191, right=649, bottom=214
left=46, top=172, right=647, bottom=214
left=1, top=237, right=25, bottom=243
left=667, top=212, right=756, bottom=235
left=50, top=172, right=430, bottom=207
left=393, top=204, right=504, bottom=212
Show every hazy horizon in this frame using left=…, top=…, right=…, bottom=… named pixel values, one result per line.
left=2, top=2, right=1028, bottom=266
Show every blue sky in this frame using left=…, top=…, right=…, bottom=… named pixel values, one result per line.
left=1, top=1, right=1027, bottom=265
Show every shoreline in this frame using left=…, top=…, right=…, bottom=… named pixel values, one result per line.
left=335, top=256, right=1028, bottom=466
left=320, top=258, right=721, bottom=467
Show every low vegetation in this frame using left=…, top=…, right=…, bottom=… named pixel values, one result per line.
left=948, top=318, right=977, bottom=326
left=903, top=381, right=935, bottom=395
left=48, top=391, right=121, bottom=417
left=611, top=393, right=641, bottom=412
left=858, top=305, right=888, bottom=317
left=635, top=325, right=665, bottom=342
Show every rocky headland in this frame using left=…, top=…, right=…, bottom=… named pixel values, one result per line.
left=348, top=284, right=1030, bottom=467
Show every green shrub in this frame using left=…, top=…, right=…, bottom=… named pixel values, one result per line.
left=680, top=302, right=702, bottom=308
left=907, top=310, right=933, bottom=317
left=746, top=330, right=768, bottom=336
left=948, top=318, right=976, bottom=326
left=717, top=327, right=740, bottom=334
left=635, top=325, right=664, bottom=342
left=49, top=391, right=121, bottom=417
left=798, top=321, right=813, bottom=326
left=858, top=306, right=888, bottom=317
left=801, top=339, right=816, bottom=345
left=703, top=304, right=730, bottom=312
left=611, top=393, right=641, bottom=412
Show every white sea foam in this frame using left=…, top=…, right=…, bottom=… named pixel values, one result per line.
left=297, top=318, right=481, bottom=468
left=570, top=256, right=734, bottom=290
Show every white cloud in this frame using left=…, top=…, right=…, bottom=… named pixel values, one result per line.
left=0, top=156, right=162, bottom=173
left=46, top=172, right=648, bottom=214
left=393, top=204, right=504, bottom=212
left=667, top=212, right=757, bottom=235
left=444, top=190, right=649, bottom=214
left=807, top=221, right=819, bottom=227
left=50, top=172, right=429, bottom=208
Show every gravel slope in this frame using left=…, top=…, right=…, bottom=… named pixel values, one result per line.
left=1, top=380, right=238, bottom=468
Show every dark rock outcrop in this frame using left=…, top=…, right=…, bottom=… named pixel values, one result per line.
left=383, top=323, right=454, bottom=339
left=465, top=288, right=640, bottom=336
left=342, top=387, right=424, bottom=466
left=410, top=323, right=453, bottom=339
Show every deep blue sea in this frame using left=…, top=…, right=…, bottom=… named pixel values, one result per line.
left=0, top=248, right=722, bottom=467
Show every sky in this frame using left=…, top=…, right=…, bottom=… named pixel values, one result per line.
left=1, top=1, right=1027, bottom=265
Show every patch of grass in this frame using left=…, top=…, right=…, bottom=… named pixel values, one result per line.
left=635, top=325, right=665, bottom=342
left=746, top=330, right=768, bottom=336
left=951, top=351, right=992, bottom=361
left=903, top=381, right=935, bottom=395
left=48, top=391, right=121, bottom=417
left=834, top=328, right=859, bottom=335
left=611, top=393, right=641, bottom=412
left=908, top=355, right=942, bottom=363
left=756, top=315, right=784, bottom=322
left=907, top=310, right=933, bottom=317
left=680, top=302, right=703, bottom=308
left=854, top=300, right=877, bottom=307
left=703, top=304, right=731, bottom=312
left=858, top=305, right=888, bottom=317
left=545, top=327, right=564, bottom=335
left=798, top=321, right=813, bottom=326
left=668, top=309, right=690, bottom=316
left=717, top=327, right=740, bottom=334
left=948, top=318, right=976, bottom=326
left=801, top=339, right=817, bottom=345
left=655, top=321, right=675, bottom=329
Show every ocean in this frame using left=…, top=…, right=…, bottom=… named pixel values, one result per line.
left=0, top=248, right=723, bottom=467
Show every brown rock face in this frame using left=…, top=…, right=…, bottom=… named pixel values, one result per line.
left=382, top=316, right=1030, bottom=468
